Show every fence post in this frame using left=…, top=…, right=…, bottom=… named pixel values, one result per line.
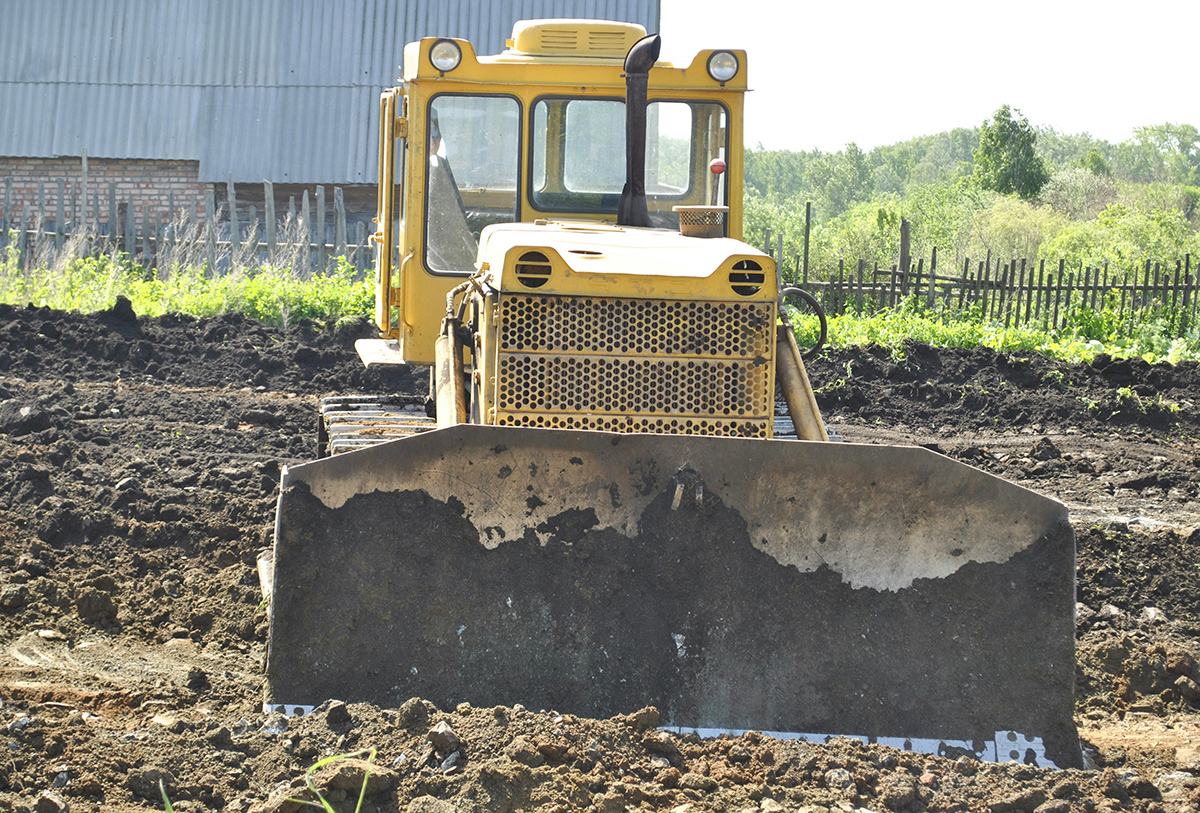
left=204, top=187, right=217, bottom=273
left=856, top=259, right=864, bottom=313
left=264, top=180, right=277, bottom=254
left=80, top=150, right=89, bottom=231
left=300, top=189, right=313, bottom=274
left=335, top=187, right=347, bottom=261
left=317, top=185, right=327, bottom=272
left=802, top=201, right=811, bottom=282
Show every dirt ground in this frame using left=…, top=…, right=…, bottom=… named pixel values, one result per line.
left=0, top=298, right=1197, bottom=813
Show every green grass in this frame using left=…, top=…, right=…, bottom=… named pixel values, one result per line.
left=0, top=244, right=372, bottom=328
left=787, top=296, right=1200, bottom=364
left=5, top=240, right=1198, bottom=365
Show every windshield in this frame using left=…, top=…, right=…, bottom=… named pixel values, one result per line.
left=530, top=98, right=728, bottom=228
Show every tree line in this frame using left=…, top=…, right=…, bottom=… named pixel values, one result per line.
left=744, top=109, right=1200, bottom=280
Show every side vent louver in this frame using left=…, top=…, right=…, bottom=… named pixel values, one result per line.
left=729, top=260, right=765, bottom=296
left=516, top=251, right=553, bottom=289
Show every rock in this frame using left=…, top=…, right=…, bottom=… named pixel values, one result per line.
left=311, top=758, right=397, bottom=794
left=325, top=700, right=351, bottom=726
left=0, top=400, right=52, bottom=436
left=536, top=738, right=569, bottom=761
left=678, top=772, right=718, bottom=791
left=504, top=735, right=544, bottom=767
left=441, top=751, right=462, bottom=774
left=427, top=720, right=459, bottom=753
left=152, top=714, right=188, bottom=734
left=408, top=796, right=457, bottom=813
left=1032, top=801, right=1071, bottom=813
left=34, top=791, right=68, bottom=813
left=823, top=768, right=853, bottom=790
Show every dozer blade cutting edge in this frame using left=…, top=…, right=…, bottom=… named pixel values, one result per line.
left=265, top=425, right=1081, bottom=768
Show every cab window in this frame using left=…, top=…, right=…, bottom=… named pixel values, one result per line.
left=425, top=94, right=521, bottom=275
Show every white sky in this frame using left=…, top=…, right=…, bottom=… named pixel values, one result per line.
left=659, top=0, right=1199, bottom=152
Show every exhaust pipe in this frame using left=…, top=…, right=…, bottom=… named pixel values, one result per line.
left=617, top=33, right=661, bottom=227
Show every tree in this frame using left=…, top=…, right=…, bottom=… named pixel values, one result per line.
left=972, top=105, right=1050, bottom=199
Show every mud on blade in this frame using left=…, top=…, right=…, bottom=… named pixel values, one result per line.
left=266, top=425, right=1080, bottom=768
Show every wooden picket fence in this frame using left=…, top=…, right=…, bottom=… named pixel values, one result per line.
left=0, top=176, right=373, bottom=276
left=782, top=253, right=1197, bottom=335
left=762, top=212, right=1197, bottom=336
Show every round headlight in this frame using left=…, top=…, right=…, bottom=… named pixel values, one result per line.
left=706, top=51, right=739, bottom=83
left=429, top=40, right=462, bottom=72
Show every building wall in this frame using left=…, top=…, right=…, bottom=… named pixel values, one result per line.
left=0, top=156, right=207, bottom=229
left=0, top=157, right=377, bottom=235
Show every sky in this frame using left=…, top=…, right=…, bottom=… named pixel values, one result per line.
left=658, top=0, right=1199, bottom=153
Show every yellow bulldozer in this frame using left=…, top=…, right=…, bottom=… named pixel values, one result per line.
left=262, top=20, right=1081, bottom=768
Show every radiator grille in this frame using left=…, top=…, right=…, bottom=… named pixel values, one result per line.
left=500, top=296, right=773, bottom=357
left=494, top=294, right=774, bottom=438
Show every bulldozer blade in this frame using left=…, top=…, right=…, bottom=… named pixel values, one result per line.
left=267, top=425, right=1080, bottom=768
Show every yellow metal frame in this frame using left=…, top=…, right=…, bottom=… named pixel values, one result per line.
left=374, top=31, right=750, bottom=365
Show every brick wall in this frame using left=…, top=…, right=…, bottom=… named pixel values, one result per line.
left=0, top=156, right=208, bottom=229
left=0, top=156, right=378, bottom=231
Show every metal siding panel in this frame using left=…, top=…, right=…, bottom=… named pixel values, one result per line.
left=0, top=0, right=660, bottom=179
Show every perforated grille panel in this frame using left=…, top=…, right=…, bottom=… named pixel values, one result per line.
left=500, top=296, right=773, bottom=357
left=494, top=294, right=775, bottom=438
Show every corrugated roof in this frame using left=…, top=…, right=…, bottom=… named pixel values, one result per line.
left=0, top=0, right=659, bottom=183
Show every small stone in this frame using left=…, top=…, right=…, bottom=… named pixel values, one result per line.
left=152, top=714, right=187, bottom=734
left=427, top=720, right=460, bottom=753
left=1032, top=800, right=1071, bottom=813
left=760, top=800, right=786, bottom=813
left=35, top=791, right=68, bottom=813
left=325, top=700, right=351, bottom=726
left=824, top=768, right=854, bottom=790
left=678, top=772, right=718, bottom=791
left=441, top=751, right=462, bottom=774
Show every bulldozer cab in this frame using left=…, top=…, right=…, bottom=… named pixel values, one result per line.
left=371, top=20, right=742, bottom=366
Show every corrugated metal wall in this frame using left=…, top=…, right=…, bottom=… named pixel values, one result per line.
left=0, top=0, right=658, bottom=183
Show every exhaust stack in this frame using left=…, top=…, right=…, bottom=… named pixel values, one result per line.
left=617, top=34, right=661, bottom=227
